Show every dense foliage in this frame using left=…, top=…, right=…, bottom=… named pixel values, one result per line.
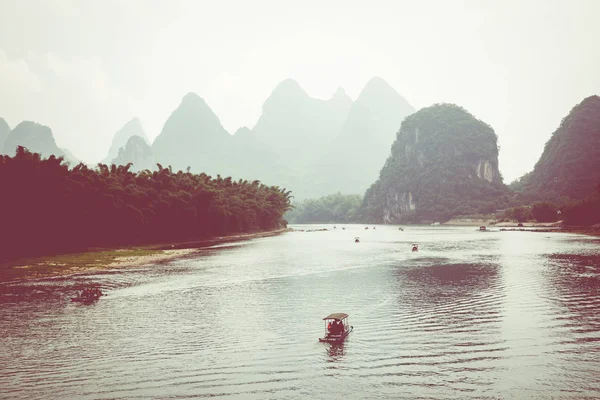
left=530, top=202, right=558, bottom=222
left=511, top=95, right=600, bottom=201
left=0, top=147, right=292, bottom=261
left=559, top=183, right=600, bottom=226
left=501, top=206, right=532, bottom=222
left=285, top=193, right=363, bottom=223
left=362, top=104, right=517, bottom=223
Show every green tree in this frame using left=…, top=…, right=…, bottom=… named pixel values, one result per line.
left=0, top=147, right=292, bottom=261
left=531, top=202, right=557, bottom=222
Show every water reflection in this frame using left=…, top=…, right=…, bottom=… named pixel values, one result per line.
left=544, top=253, right=600, bottom=343
left=325, top=342, right=346, bottom=363
left=393, top=260, right=503, bottom=331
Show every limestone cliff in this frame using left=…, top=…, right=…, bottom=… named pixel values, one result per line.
left=363, top=104, right=507, bottom=223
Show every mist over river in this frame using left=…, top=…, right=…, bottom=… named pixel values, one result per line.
left=1, top=225, right=600, bottom=399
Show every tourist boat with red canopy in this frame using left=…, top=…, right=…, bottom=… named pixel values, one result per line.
left=319, top=313, right=353, bottom=343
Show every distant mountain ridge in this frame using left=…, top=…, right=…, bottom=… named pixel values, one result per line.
left=2, top=78, right=417, bottom=200
left=85, top=78, right=415, bottom=199
left=137, top=77, right=414, bottom=199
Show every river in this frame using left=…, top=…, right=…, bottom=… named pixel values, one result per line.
left=1, top=225, right=599, bottom=399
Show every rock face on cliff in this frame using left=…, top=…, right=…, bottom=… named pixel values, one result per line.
left=510, top=95, right=600, bottom=201
left=152, top=93, right=233, bottom=176
left=0, top=118, right=10, bottom=153
left=103, top=118, right=148, bottom=165
left=2, top=121, right=65, bottom=159
left=362, top=104, right=507, bottom=223
left=112, top=135, right=156, bottom=172
left=306, top=77, right=415, bottom=198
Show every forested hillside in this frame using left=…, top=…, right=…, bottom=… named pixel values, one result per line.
left=285, top=193, right=363, bottom=223
left=511, top=95, right=600, bottom=201
left=362, top=104, right=514, bottom=223
left=0, top=147, right=291, bottom=261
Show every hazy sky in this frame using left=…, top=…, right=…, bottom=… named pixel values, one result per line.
left=0, top=0, right=598, bottom=182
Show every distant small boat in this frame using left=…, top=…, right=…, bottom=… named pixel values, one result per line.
left=355, top=237, right=360, bottom=243
left=479, top=226, right=487, bottom=231
left=319, top=313, right=353, bottom=343
left=431, top=222, right=440, bottom=226
left=411, top=243, right=419, bottom=252
left=398, top=227, right=404, bottom=231
left=365, top=227, right=369, bottom=230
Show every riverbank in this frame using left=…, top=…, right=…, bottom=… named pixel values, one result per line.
left=0, top=228, right=290, bottom=281
left=443, top=218, right=563, bottom=228
left=443, top=218, right=600, bottom=236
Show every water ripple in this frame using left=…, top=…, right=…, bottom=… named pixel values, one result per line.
left=1, top=225, right=600, bottom=399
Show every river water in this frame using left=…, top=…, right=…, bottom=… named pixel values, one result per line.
left=1, top=225, right=600, bottom=399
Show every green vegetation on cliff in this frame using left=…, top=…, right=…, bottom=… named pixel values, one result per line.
left=0, top=147, right=292, bottom=261
left=560, top=183, right=600, bottom=226
left=363, top=104, right=515, bottom=223
left=511, top=95, right=600, bottom=201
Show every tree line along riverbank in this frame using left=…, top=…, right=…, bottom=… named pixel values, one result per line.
left=0, top=147, right=292, bottom=263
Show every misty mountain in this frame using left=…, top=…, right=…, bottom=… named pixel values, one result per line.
left=103, top=117, right=148, bottom=165
left=362, top=103, right=508, bottom=223
left=110, top=78, right=415, bottom=200
left=152, top=93, right=234, bottom=176
left=2, top=121, right=65, bottom=159
left=112, top=135, right=156, bottom=172
left=510, top=95, right=600, bottom=201
left=0, top=117, right=10, bottom=154
left=60, top=147, right=81, bottom=166
left=230, top=127, right=294, bottom=186
left=301, top=77, right=415, bottom=198
left=250, top=79, right=352, bottom=169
